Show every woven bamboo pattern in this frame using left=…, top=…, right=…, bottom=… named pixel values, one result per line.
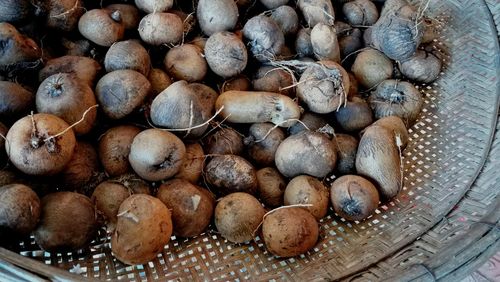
left=1, top=0, right=499, bottom=281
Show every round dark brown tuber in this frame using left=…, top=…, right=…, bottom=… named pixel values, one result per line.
left=0, top=184, right=40, bottom=236
left=256, top=167, right=286, bottom=208
left=204, top=127, right=244, bottom=156
left=284, top=175, right=330, bottom=220
left=157, top=179, right=215, bottom=238
left=45, top=0, right=85, bottom=32
left=262, top=207, right=319, bottom=257
left=174, top=143, right=205, bottom=184
left=245, top=123, right=285, bottom=167
left=295, top=28, right=313, bottom=57
left=336, top=22, right=363, bottom=58
left=98, top=125, right=141, bottom=177
left=222, top=76, right=251, bottom=92
left=205, top=155, right=258, bottom=195
left=270, top=5, right=299, bottom=36
left=60, top=141, right=100, bottom=189
left=148, top=68, right=172, bottom=97
left=352, top=49, right=393, bottom=89
left=330, top=175, right=379, bottom=221
left=333, top=134, right=359, bottom=175
left=164, top=44, right=207, bottom=82
left=0, top=23, right=41, bottom=67
left=252, top=66, right=295, bottom=97
left=288, top=112, right=329, bottom=135
left=0, top=81, right=33, bottom=121
left=33, top=192, right=97, bottom=251
left=39, top=56, right=101, bottom=86
left=92, top=181, right=132, bottom=229
left=111, top=194, right=172, bottom=265
left=214, top=192, right=265, bottom=243
left=343, top=0, right=379, bottom=26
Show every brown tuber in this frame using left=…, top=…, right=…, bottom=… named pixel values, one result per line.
left=330, top=175, right=379, bottom=221
left=78, top=9, right=125, bottom=47
left=6, top=113, right=76, bottom=176
left=214, top=192, right=265, bottom=243
left=262, top=207, right=319, bottom=257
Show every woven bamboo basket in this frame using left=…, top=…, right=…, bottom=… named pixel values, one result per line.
left=1, top=0, right=499, bottom=281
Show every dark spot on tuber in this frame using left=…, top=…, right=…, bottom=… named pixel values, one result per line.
left=340, top=198, right=362, bottom=216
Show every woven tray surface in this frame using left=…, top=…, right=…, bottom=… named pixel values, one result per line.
left=348, top=1, right=500, bottom=280
left=3, top=0, right=500, bottom=281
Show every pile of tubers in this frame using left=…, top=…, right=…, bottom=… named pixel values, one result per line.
left=0, top=0, right=442, bottom=264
